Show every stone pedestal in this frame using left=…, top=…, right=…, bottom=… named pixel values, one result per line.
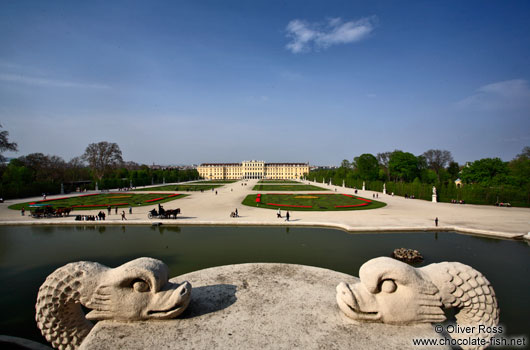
left=432, top=194, right=437, bottom=203
left=80, top=264, right=448, bottom=350
left=362, top=181, right=366, bottom=191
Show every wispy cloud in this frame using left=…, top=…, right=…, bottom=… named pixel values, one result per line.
left=456, top=79, right=530, bottom=111
left=285, top=16, right=377, bottom=54
left=0, top=73, right=109, bottom=89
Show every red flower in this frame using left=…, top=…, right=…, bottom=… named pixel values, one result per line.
left=266, top=203, right=312, bottom=208
left=334, top=203, right=369, bottom=208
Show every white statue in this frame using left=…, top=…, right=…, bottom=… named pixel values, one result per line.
left=336, top=257, right=499, bottom=350
left=432, top=186, right=437, bottom=196
left=383, top=183, right=386, bottom=195
left=36, top=258, right=191, bottom=350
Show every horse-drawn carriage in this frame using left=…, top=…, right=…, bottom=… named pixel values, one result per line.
left=30, top=205, right=72, bottom=218
left=147, top=205, right=180, bottom=219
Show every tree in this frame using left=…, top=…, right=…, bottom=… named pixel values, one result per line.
left=447, top=161, right=460, bottom=181
left=0, top=124, right=18, bottom=163
left=353, top=153, right=379, bottom=181
left=422, top=149, right=454, bottom=181
left=516, top=146, right=530, bottom=159
left=82, top=142, right=123, bottom=180
left=18, top=153, right=66, bottom=182
left=388, top=151, right=420, bottom=182
left=377, top=151, right=392, bottom=180
left=340, top=159, right=351, bottom=169
left=509, top=147, right=530, bottom=186
left=460, top=158, right=509, bottom=186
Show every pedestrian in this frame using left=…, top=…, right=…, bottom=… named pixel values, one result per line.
left=21, top=207, right=25, bottom=216
left=376, top=193, right=378, bottom=198
left=277, top=208, right=282, bottom=218
left=42, top=193, right=46, bottom=200
left=121, top=211, right=127, bottom=221
left=373, top=194, right=375, bottom=198
left=435, top=217, right=439, bottom=227
left=235, top=208, right=238, bottom=217
left=129, top=206, right=132, bottom=215
left=285, top=211, right=290, bottom=222
left=215, top=190, right=218, bottom=195
left=107, top=205, right=111, bottom=215
left=115, top=207, right=118, bottom=215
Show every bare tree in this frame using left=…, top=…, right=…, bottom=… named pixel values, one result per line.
left=82, top=142, right=123, bottom=180
left=0, top=124, right=18, bottom=163
left=422, top=149, right=454, bottom=176
left=18, top=153, right=67, bottom=182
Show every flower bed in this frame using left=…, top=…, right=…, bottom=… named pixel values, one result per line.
left=242, top=193, right=385, bottom=211
left=72, top=203, right=129, bottom=208
left=144, top=193, right=182, bottom=203
left=334, top=203, right=369, bottom=208
left=266, top=203, right=313, bottom=208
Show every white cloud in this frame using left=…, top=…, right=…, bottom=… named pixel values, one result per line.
left=285, top=16, right=377, bottom=53
left=0, top=73, right=109, bottom=89
left=456, top=79, right=530, bottom=111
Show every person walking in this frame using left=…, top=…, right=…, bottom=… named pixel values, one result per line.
left=129, top=206, right=132, bottom=215
left=277, top=209, right=282, bottom=218
left=107, top=205, right=111, bottom=215
left=121, top=211, right=127, bottom=221
left=21, top=207, right=25, bottom=216
left=285, top=211, right=290, bottom=222
left=435, top=217, right=439, bottom=227
left=235, top=208, right=238, bottom=217
left=115, top=206, right=118, bottom=215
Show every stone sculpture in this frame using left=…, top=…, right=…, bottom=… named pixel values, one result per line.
left=336, top=257, right=499, bottom=350
left=35, top=258, right=192, bottom=350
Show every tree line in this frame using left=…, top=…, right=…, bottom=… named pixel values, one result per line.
left=310, top=148, right=530, bottom=207
left=0, top=133, right=198, bottom=199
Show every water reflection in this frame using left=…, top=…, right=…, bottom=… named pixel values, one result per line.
left=0, top=225, right=528, bottom=345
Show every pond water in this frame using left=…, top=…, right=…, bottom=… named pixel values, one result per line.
left=0, top=225, right=528, bottom=345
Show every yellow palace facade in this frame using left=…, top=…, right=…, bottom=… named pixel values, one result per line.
left=197, top=160, right=309, bottom=180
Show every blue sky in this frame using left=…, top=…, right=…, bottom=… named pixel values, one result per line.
left=1, top=0, right=529, bottom=165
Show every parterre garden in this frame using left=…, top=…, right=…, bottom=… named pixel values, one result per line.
left=189, top=180, right=238, bottom=184
left=242, top=193, right=386, bottom=211
left=258, top=180, right=300, bottom=183
left=252, top=184, right=328, bottom=191
left=137, top=184, right=223, bottom=191
left=9, top=192, right=187, bottom=211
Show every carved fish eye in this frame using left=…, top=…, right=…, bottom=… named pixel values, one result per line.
left=132, top=279, right=150, bottom=292
left=380, top=279, right=397, bottom=293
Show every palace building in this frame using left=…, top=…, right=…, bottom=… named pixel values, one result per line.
left=197, top=160, right=309, bottom=180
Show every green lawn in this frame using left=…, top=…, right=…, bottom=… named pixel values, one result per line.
left=252, top=184, right=328, bottom=191
left=189, top=180, right=238, bottom=183
left=258, top=180, right=300, bottom=183
left=242, top=193, right=386, bottom=211
left=137, top=184, right=223, bottom=191
left=9, top=192, right=187, bottom=211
